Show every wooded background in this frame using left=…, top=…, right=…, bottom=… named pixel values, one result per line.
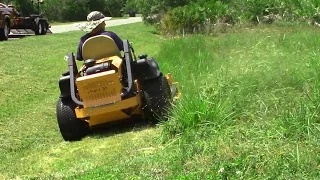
left=3, top=0, right=320, bottom=34
left=3, top=0, right=128, bottom=21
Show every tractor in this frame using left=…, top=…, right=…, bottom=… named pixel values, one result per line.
left=56, top=35, right=180, bottom=141
left=9, top=0, right=51, bottom=36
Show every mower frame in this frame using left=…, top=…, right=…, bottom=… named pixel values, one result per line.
left=56, top=37, right=180, bottom=141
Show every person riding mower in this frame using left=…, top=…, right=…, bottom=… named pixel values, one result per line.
left=56, top=34, right=180, bottom=141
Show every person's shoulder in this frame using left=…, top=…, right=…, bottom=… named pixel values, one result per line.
left=101, top=30, right=118, bottom=36
left=80, top=33, right=90, bottom=42
left=102, top=30, right=114, bottom=33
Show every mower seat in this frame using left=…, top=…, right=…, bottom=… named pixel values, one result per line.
left=82, top=35, right=121, bottom=60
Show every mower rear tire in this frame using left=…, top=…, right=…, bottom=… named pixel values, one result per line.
left=56, top=98, right=89, bottom=141
left=142, top=75, right=172, bottom=123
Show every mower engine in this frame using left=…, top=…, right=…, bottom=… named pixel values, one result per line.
left=76, top=56, right=125, bottom=108
left=83, top=59, right=111, bottom=75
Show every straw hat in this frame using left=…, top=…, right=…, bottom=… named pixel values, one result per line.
left=76, top=11, right=112, bottom=32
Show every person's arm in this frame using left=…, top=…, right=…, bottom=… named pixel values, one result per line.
left=109, top=32, right=124, bottom=51
left=76, top=41, right=83, bottom=61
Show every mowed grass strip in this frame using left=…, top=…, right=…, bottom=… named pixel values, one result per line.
left=0, top=23, right=166, bottom=179
left=0, top=22, right=320, bottom=179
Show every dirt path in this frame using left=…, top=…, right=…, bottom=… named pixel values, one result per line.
left=50, top=17, right=143, bottom=34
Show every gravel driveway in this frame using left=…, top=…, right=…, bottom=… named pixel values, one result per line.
left=50, top=17, right=142, bottom=34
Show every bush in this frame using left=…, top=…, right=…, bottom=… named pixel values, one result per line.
left=102, top=0, right=124, bottom=17
left=12, top=0, right=34, bottom=16
left=160, top=1, right=228, bottom=35
left=157, top=0, right=320, bottom=35
left=135, top=0, right=196, bottom=24
left=124, top=0, right=138, bottom=14
left=60, top=0, right=89, bottom=22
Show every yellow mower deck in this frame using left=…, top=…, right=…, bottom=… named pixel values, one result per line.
left=75, top=79, right=179, bottom=127
left=75, top=95, right=142, bottom=126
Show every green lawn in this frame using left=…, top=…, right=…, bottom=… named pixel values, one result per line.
left=0, top=22, right=319, bottom=179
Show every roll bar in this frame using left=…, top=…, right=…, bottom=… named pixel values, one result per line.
left=67, top=40, right=135, bottom=106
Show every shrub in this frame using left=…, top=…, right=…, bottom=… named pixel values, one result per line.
left=157, top=0, right=320, bottom=35
left=43, top=0, right=124, bottom=22
left=136, top=0, right=197, bottom=24
left=159, top=1, right=228, bottom=35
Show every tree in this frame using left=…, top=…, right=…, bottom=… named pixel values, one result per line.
left=124, top=0, right=138, bottom=13
left=61, top=0, right=89, bottom=21
left=6, top=0, right=125, bottom=22
left=11, top=0, right=34, bottom=15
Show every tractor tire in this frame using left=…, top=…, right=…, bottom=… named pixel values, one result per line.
left=35, top=19, right=45, bottom=35
left=56, top=98, right=89, bottom=141
left=0, top=20, right=10, bottom=41
left=41, top=21, right=47, bottom=35
left=142, top=75, right=172, bottom=123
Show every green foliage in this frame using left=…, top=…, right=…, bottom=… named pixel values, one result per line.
left=60, top=0, right=89, bottom=21
left=102, top=0, right=124, bottom=17
left=10, top=0, right=34, bottom=15
left=229, top=0, right=319, bottom=22
left=40, top=0, right=64, bottom=21
left=137, top=0, right=320, bottom=34
left=7, top=0, right=125, bottom=22
left=134, top=0, right=164, bottom=23
left=134, top=0, right=196, bottom=24
left=123, top=0, right=138, bottom=13
left=160, top=1, right=228, bottom=34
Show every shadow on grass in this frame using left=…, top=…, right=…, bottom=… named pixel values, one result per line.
left=8, top=35, right=26, bottom=41
left=149, top=30, right=160, bottom=35
left=88, top=117, right=156, bottom=139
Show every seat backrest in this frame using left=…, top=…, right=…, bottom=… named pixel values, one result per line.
left=82, top=35, right=121, bottom=60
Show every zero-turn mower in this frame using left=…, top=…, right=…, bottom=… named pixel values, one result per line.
left=56, top=35, right=180, bottom=141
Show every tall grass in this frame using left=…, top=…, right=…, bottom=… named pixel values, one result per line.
left=158, top=24, right=320, bottom=178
